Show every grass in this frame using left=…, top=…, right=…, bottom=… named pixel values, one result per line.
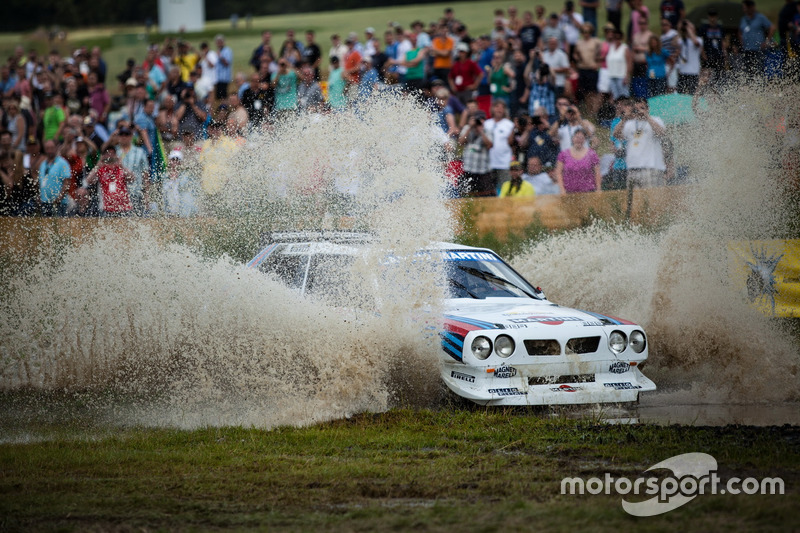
left=1, top=408, right=798, bottom=531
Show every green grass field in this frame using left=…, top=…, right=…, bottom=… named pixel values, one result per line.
left=2, top=0, right=788, bottom=91
left=1, top=408, right=798, bottom=531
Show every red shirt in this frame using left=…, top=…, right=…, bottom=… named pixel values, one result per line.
left=448, top=59, right=482, bottom=91
left=97, top=164, right=132, bottom=213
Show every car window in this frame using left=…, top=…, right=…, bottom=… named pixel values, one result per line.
left=443, top=252, right=540, bottom=299
left=258, top=245, right=309, bottom=290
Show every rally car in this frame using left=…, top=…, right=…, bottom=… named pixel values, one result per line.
left=247, top=231, right=656, bottom=406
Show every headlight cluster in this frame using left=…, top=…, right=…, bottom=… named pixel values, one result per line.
left=608, top=330, right=647, bottom=354
left=470, top=335, right=516, bottom=360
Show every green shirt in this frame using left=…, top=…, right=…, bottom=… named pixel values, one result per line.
left=43, top=106, right=66, bottom=141
left=327, top=67, right=346, bottom=108
left=405, top=48, right=425, bottom=80
left=272, top=70, right=298, bottom=111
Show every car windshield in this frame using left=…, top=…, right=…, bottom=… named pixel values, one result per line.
left=257, top=245, right=541, bottom=301
left=442, top=250, right=541, bottom=299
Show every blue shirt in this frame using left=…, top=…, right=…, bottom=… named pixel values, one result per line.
left=216, top=46, right=233, bottom=82
left=740, top=13, right=773, bottom=51
left=646, top=50, right=671, bottom=79
left=38, top=156, right=71, bottom=203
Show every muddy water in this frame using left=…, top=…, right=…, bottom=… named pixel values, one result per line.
left=1, top=85, right=799, bottom=434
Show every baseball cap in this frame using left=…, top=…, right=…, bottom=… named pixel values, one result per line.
left=510, top=161, right=523, bottom=170
left=457, top=42, right=470, bottom=53
left=125, top=77, right=137, bottom=87
left=168, top=149, right=183, bottom=160
left=346, top=32, right=358, bottom=43
left=365, top=27, right=375, bottom=34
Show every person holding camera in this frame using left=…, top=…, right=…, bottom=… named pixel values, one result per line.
left=676, top=20, right=702, bottom=94
left=612, top=97, right=667, bottom=192
left=549, top=96, right=596, bottom=152
left=175, top=86, right=208, bottom=140
left=458, top=109, right=494, bottom=196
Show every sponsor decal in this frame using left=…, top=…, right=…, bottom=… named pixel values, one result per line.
left=487, top=387, right=526, bottom=396
left=451, top=371, right=475, bottom=383
left=608, top=361, right=630, bottom=374
left=604, top=382, right=642, bottom=390
left=550, top=384, right=583, bottom=392
left=508, top=316, right=585, bottom=325
left=443, top=251, right=500, bottom=262
left=494, top=365, right=517, bottom=378
left=503, top=323, right=529, bottom=329
left=582, top=321, right=603, bottom=327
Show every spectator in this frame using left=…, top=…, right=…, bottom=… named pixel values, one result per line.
left=677, top=20, right=703, bottom=94
left=197, top=42, right=218, bottom=101
left=271, top=58, right=298, bottom=117
left=627, top=0, right=651, bottom=46
left=483, top=99, right=515, bottom=195
left=329, top=34, right=349, bottom=65
left=698, top=9, right=728, bottom=86
left=522, top=61, right=557, bottom=123
left=457, top=109, right=493, bottom=196
left=738, top=0, right=775, bottom=76
left=112, top=123, right=150, bottom=215
left=541, top=37, right=571, bottom=97
left=68, top=135, right=100, bottom=217
left=297, top=63, right=324, bottom=113
left=431, top=23, right=456, bottom=81
left=326, top=56, right=347, bottom=111
left=42, top=92, right=67, bottom=142
left=402, top=33, right=428, bottom=94
left=432, top=87, right=458, bottom=138
left=241, top=72, right=273, bottom=126
left=302, top=30, right=322, bottom=79
left=215, top=34, right=233, bottom=101
left=519, top=11, right=543, bottom=57
left=607, top=0, right=623, bottom=31
left=162, top=149, right=199, bottom=216
left=778, top=0, right=799, bottom=56
left=560, top=1, right=584, bottom=58
left=630, top=12, right=653, bottom=97
left=250, top=31, right=275, bottom=71
left=660, top=0, right=686, bottom=29
left=507, top=6, right=523, bottom=35
left=525, top=154, right=560, bottom=194
left=157, top=94, right=179, bottom=145
left=612, top=97, right=667, bottom=195
left=280, top=29, right=305, bottom=57
left=226, top=92, right=250, bottom=135
left=0, top=130, right=25, bottom=215
left=659, top=18, right=681, bottom=92
left=573, top=22, right=602, bottom=116
left=605, top=27, right=633, bottom=100
left=485, top=49, right=515, bottom=107
left=38, top=138, right=72, bottom=216
left=499, top=160, right=536, bottom=196
left=646, top=35, right=671, bottom=97
left=5, top=98, right=28, bottom=151
left=550, top=97, right=596, bottom=151
left=343, top=33, right=364, bottom=97
left=541, top=14, right=567, bottom=50
left=364, top=27, right=378, bottom=58
left=174, top=41, right=198, bottom=83
left=581, top=0, right=599, bottom=35
left=87, top=146, right=133, bottom=217
left=522, top=107, right=560, bottom=168
left=175, top=86, right=208, bottom=140
left=607, top=95, right=631, bottom=190
left=554, top=128, right=601, bottom=193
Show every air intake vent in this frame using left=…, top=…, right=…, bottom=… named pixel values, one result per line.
left=566, top=336, right=601, bottom=354
left=524, top=339, right=561, bottom=355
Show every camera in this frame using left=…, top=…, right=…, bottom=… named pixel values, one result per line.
left=531, top=116, right=543, bottom=126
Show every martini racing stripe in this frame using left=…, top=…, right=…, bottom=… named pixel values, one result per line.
left=579, top=310, right=635, bottom=326
left=246, top=243, right=280, bottom=268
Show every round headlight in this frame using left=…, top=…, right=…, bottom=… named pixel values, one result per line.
left=494, top=335, right=515, bottom=357
left=629, top=330, right=646, bottom=353
left=471, top=336, right=492, bottom=360
left=609, top=331, right=627, bottom=354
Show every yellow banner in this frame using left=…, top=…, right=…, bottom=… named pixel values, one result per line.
left=728, top=240, right=800, bottom=317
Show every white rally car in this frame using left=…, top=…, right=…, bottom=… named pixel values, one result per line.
left=247, top=232, right=656, bottom=406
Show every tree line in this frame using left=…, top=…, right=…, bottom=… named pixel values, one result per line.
left=2, top=0, right=436, bottom=32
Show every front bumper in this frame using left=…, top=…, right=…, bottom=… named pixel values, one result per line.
left=442, top=363, right=656, bottom=406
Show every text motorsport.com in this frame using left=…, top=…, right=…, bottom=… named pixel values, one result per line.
left=561, top=452, right=785, bottom=517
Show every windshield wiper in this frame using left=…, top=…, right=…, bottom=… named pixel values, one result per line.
left=448, top=278, right=480, bottom=299
left=457, top=266, right=538, bottom=299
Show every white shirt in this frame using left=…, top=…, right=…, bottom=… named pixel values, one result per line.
left=524, top=171, right=560, bottom=195
left=678, top=37, right=703, bottom=76
left=542, top=48, right=570, bottom=88
left=622, top=116, right=666, bottom=171
left=395, top=39, right=412, bottom=74
left=560, top=12, right=584, bottom=45
left=483, top=117, right=515, bottom=169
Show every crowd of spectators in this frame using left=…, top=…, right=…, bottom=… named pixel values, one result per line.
left=0, top=0, right=797, bottom=216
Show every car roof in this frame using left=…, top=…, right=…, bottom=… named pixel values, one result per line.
left=260, top=231, right=493, bottom=254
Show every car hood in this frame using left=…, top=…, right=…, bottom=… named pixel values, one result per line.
left=443, top=298, right=636, bottom=330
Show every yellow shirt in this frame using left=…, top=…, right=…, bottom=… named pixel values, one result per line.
left=174, top=53, right=199, bottom=82
left=499, top=179, right=536, bottom=198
